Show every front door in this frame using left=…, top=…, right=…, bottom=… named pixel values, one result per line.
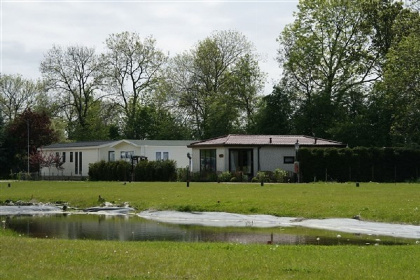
left=229, top=149, right=253, bottom=178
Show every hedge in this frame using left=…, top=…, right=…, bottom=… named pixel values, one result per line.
left=134, top=160, right=177, bottom=181
left=88, top=160, right=131, bottom=181
left=88, top=160, right=177, bottom=181
left=299, top=147, right=420, bottom=182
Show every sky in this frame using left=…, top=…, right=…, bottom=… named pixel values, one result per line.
left=1, top=0, right=299, bottom=94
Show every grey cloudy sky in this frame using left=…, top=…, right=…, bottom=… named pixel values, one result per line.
left=1, top=0, right=298, bottom=94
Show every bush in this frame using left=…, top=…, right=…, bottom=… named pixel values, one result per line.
left=89, top=160, right=177, bottom=182
left=177, top=167, right=188, bottom=182
left=252, top=171, right=269, bottom=182
left=134, top=160, right=177, bottom=181
left=88, top=160, right=131, bottom=181
left=218, top=171, right=232, bottom=182
left=273, top=168, right=288, bottom=183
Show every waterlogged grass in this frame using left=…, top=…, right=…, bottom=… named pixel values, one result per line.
left=1, top=181, right=419, bottom=224
left=1, top=232, right=420, bottom=279
left=1, top=181, right=420, bottom=279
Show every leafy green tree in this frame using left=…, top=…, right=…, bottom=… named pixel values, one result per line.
left=277, top=0, right=379, bottom=139
left=362, top=0, right=404, bottom=69
left=0, top=74, right=42, bottom=123
left=250, top=84, right=293, bottom=135
left=103, top=32, right=167, bottom=139
left=40, top=45, right=105, bottom=140
left=125, top=102, right=191, bottom=140
left=168, top=30, right=264, bottom=139
left=382, top=14, right=420, bottom=146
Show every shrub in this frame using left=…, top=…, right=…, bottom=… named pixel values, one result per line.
left=218, top=171, right=232, bottom=182
left=88, top=160, right=130, bottom=181
left=273, top=168, right=288, bottom=183
left=134, top=160, right=177, bottom=181
left=252, top=171, right=269, bottom=182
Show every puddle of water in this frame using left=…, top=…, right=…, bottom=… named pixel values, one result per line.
left=2, top=214, right=417, bottom=245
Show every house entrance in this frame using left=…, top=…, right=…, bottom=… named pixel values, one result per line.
left=229, top=149, right=253, bottom=178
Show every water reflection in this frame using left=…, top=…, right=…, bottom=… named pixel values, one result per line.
left=2, top=214, right=414, bottom=245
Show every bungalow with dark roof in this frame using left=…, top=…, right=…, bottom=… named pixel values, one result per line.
left=188, top=134, right=346, bottom=179
left=39, top=139, right=193, bottom=178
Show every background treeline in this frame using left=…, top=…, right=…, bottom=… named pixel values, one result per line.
left=299, top=147, right=420, bottom=183
left=89, top=160, right=177, bottom=182
left=1, top=0, right=419, bottom=178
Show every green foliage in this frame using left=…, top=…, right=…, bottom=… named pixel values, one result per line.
left=134, top=160, right=177, bottom=181
left=252, top=171, right=269, bottom=182
left=299, top=147, right=420, bottom=182
left=381, top=12, right=420, bottom=147
left=0, top=111, right=6, bottom=178
left=169, top=30, right=263, bottom=139
left=250, top=84, right=293, bottom=134
left=88, top=160, right=131, bottom=181
left=273, top=168, right=288, bottom=183
left=176, top=167, right=188, bottom=182
left=40, top=45, right=104, bottom=141
left=218, top=171, right=233, bottom=182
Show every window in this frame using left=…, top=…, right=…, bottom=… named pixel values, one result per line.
left=120, top=151, right=134, bottom=159
left=156, top=152, right=169, bottom=161
left=109, top=151, right=115, bottom=162
left=75, top=152, right=78, bottom=174
left=200, top=149, right=216, bottom=172
left=62, top=152, right=66, bottom=163
left=229, top=149, right=253, bottom=175
left=70, top=152, right=73, bottom=163
left=79, top=152, right=82, bottom=174
left=75, top=152, right=82, bottom=175
left=163, top=152, right=169, bottom=160
left=284, top=156, right=295, bottom=164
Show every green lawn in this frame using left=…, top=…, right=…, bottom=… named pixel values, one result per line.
left=1, top=181, right=420, bottom=279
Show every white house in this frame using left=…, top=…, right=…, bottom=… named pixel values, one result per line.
left=39, top=139, right=193, bottom=177
left=188, top=134, right=346, bottom=178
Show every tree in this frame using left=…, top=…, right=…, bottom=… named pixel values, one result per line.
left=124, top=103, right=191, bottom=140
left=277, top=0, right=379, bottom=139
left=381, top=13, right=420, bottom=146
left=250, top=84, right=294, bottom=135
left=168, top=30, right=264, bottom=139
left=40, top=45, right=105, bottom=140
left=103, top=32, right=167, bottom=139
left=0, top=74, right=41, bottom=123
left=0, top=110, right=7, bottom=177
left=227, top=54, right=265, bottom=132
left=30, top=151, right=63, bottom=176
left=4, top=109, right=59, bottom=173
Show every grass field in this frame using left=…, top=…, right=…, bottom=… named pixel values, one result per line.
left=1, top=181, right=420, bottom=279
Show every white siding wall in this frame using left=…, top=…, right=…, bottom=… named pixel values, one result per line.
left=143, top=145, right=192, bottom=168
left=258, top=146, right=296, bottom=173
left=40, top=148, right=100, bottom=177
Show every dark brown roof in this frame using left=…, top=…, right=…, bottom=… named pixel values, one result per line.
left=188, top=134, right=345, bottom=148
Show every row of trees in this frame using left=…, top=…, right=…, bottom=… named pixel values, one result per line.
left=271, top=0, right=420, bottom=147
left=1, top=0, right=419, bottom=178
left=1, top=30, right=264, bottom=142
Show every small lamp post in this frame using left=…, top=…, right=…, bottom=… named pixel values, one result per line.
left=187, top=152, right=191, bottom=187
left=294, top=139, right=300, bottom=183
